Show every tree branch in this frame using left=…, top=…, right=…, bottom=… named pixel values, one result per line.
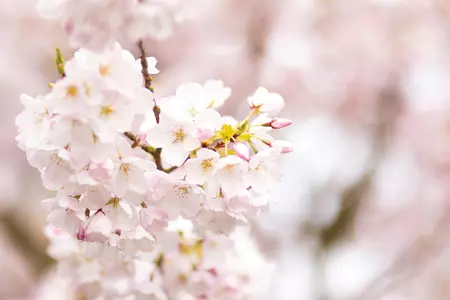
left=136, top=39, right=160, bottom=124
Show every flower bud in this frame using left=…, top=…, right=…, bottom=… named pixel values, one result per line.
left=270, top=118, right=292, bottom=129
left=77, top=223, right=86, bottom=241
left=271, top=140, right=293, bottom=153
left=233, top=142, right=250, bottom=161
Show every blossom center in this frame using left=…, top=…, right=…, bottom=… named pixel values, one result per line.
left=175, top=186, right=191, bottom=199
left=106, top=197, right=120, bottom=208
left=66, top=85, right=78, bottom=97
left=172, top=127, right=185, bottom=144
left=201, top=159, right=213, bottom=172
left=253, top=162, right=265, bottom=172
left=100, top=105, right=115, bottom=117
left=120, top=163, right=131, bottom=177
left=99, top=64, right=110, bottom=76
left=223, top=164, right=235, bottom=172
left=50, top=154, right=64, bottom=166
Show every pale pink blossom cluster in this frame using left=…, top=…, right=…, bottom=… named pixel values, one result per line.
left=36, top=0, right=179, bottom=50
left=15, top=7, right=292, bottom=296
left=44, top=221, right=266, bottom=300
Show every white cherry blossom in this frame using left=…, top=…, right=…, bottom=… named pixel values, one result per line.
left=158, top=181, right=205, bottom=219
left=15, top=94, right=51, bottom=150
left=214, top=156, right=249, bottom=197
left=184, top=148, right=220, bottom=185
left=44, top=194, right=85, bottom=234
left=203, top=79, right=231, bottom=109
left=246, top=147, right=282, bottom=193
left=146, top=112, right=200, bottom=166
left=247, top=87, right=285, bottom=115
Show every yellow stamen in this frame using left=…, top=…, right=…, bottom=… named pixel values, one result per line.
left=99, top=64, right=110, bottom=76
left=66, top=85, right=78, bottom=97
left=175, top=186, right=190, bottom=199
left=200, top=159, right=213, bottom=172
left=100, top=105, right=114, bottom=117
left=120, top=163, right=130, bottom=177
left=172, top=128, right=185, bottom=143
left=106, top=197, right=120, bottom=208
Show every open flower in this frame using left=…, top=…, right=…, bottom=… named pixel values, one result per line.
left=245, top=147, right=282, bottom=193
left=247, top=87, right=285, bottom=115
left=185, top=148, right=220, bottom=185
left=146, top=112, right=200, bottom=166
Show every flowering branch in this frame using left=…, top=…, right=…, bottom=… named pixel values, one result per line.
left=17, top=1, right=293, bottom=299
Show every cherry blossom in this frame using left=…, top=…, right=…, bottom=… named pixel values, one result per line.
left=146, top=112, right=200, bottom=166
left=246, top=147, right=282, bottom=193
left=16, top=5, right=293, bottom=298
left=247, top=87, right=285, bottom=115
left=184, top=148, right=220, bottom=185
left=37, top=0, right=177, bottom=50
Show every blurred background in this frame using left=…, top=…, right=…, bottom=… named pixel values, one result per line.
left=3, top=0, right=450, bottom=299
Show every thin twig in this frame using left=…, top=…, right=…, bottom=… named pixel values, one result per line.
left=124, top=132, right=175, bottom=173
left=136, top=39, right=160, bottom=124
left=135, top=39, right=167, bottom=173
left=136, top=40, right=153, bottom=91
left=124, top=132, right=155, bottom=155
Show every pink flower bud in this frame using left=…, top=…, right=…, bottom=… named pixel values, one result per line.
left=271, top=140, right=293, bottom=153
left=270, top=118, right=292, bottom=129
left=77, top=222, right=86, bottom=241
left=233, top=142, right=250, bottom=161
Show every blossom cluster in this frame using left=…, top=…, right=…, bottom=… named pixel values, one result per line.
left=16, top=38, right=291, bottom=298
left=45, top=220, right=268, bottom=300
left=37, top=0, right=179, bottom=50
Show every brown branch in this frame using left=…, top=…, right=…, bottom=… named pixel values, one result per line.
left=133, top=41, right=179, bottom=174
left=153, top=148, right=163, bottom=171
left=124, top=132, right=155, bottom=154
left=136, top=39, right=160, bottom=124
left=318, top=81, right=402, bottom=249
left=124, top=132, right=176, bottom=173
left=136, top=40, right=153, bottom=91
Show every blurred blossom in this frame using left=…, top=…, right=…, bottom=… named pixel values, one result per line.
left=324, top=244, right=390, bottom=299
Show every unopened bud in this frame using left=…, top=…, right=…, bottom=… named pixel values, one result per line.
left=271, top=140, right=293, bottom=153
left=270, top=118, right=292, bottom=129
left=233, top=142, right=250, bottom=161
left=77, top=223, right=86, bottom=241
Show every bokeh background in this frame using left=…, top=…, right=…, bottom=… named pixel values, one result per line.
left=3, top=0, right=450, bottom=299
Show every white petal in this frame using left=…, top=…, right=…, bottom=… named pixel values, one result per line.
left=183, top=135, right=200, bottom=151
left=185, top=159, right=206, bottom=185
left=163, top=144, right=190, bottom=166
left=195, top=108, right=222, bottom=130
left=196, top=148, right=220, bottom=159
